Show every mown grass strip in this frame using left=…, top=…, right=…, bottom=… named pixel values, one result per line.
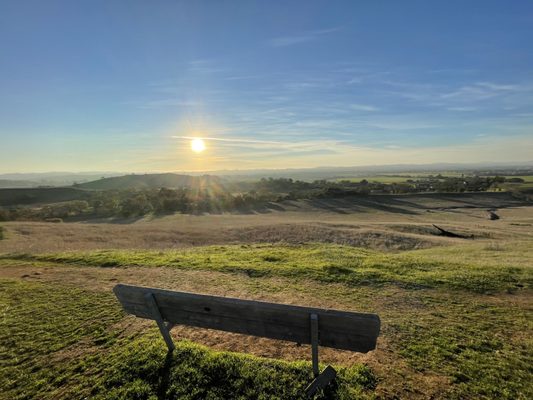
left=2, top=243, right=530, bottom=293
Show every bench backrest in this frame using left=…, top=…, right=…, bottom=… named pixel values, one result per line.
left=113, top=284, right=380, bottom=352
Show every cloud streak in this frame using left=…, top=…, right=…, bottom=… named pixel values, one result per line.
left=350, top=104, right=379, bottom=112
left=171, top=135, right=282, bottom=144
left=441, top=82, right=520, bottom=101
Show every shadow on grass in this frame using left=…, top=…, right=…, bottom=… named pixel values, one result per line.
left=157, top=351, right=174, bottom=400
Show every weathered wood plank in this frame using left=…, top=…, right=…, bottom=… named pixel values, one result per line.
left=114, top=284, right=380, bottom=353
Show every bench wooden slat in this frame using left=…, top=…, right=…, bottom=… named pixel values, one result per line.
left=117, top=295, right=376, bottom=331
left=118, top=299, right=376, bottom=350
left=113, top=284, right=380, bottom=352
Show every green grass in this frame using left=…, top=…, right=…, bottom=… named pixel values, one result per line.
left=3, top=243, right=530, bottom=294
left=1, top=242, right=532, bottom=399
left=333, top=175, right=415, bottom=184
left=333, top=174, right=533, bottom=193
left=503, top=175, right=533, bottom=183
left=333, top=172, right=471, bottom=183
left=0, top=226, right=3, bottom=240
left=390, top=294, right=532, bottom=399
left=0, top=279, right=376, bottom=400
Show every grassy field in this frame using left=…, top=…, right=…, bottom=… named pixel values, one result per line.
left=1, top=198, right=532, bottom=399
left=333, top=176, right=417, bottom=184
left=332, top=172, right=473, bottom=183
left=333, top=174, right=533, bottom=188
left=6, top=242, right=532, bottom=293
left=503, top=175, right=533, bottom=182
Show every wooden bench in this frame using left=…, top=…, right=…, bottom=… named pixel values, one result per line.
left=113, top=284, right=380, bottom=397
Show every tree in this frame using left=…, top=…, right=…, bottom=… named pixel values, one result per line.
left=120, top=194, right=153, bottom=217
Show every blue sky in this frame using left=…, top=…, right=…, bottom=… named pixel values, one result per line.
left=1, top=0, right=532, bottom=172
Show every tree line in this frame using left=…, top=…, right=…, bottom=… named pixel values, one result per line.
left=0, top=175, right=526, bottom=221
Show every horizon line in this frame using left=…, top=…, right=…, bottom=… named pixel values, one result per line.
left=2, top=160, right=533, bottom=176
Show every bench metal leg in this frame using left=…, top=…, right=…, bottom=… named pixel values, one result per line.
left=165, top=322, right=175, bottom=331
left=305, top=366, right=337, bottom=398
left=305, top=313, right=337, bottom=398
left=310, top=313, right=320, bottom=377
left=144, top=293, right=175, bottom=352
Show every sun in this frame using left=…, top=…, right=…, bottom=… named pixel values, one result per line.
left=190, top=138, right=206, bottom=153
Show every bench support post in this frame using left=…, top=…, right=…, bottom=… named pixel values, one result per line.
left=305, top=366, right=337, bottom=398
left=310, top=313, right=319, bottom=377
left=144, top=293, right=175, bottom=352
left=305, top=313, right=337, bottom=398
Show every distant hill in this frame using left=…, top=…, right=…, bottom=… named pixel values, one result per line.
left=0, top=172, right=123, bottom=187
left=0, top=187, right=91, bottom=206
left=0, top=179, right=39, bottom=189
left=75, top=173, right=225, bottom=190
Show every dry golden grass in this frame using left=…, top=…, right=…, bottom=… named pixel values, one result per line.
left=1, top=198, right=531, bottom=253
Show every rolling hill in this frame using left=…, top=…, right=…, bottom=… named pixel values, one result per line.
left=0, top=174, right=229, bottom=207
left=0, top=179, right=39, bottom=189
left=74, top=173, right=225, bottom=190
left=0, top=187, right=91, bottom=206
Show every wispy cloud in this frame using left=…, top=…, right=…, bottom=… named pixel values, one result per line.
left=441, top=82, right=518, bottom=100
left=159, top=133, right=533, bottom=171
left=139, top=99, right=202, bottom=109
left=476, top=82, right=518, bottom=91
left=350, top=104, right=379, bottom=112
left=187, top=59, right=225, bottom=74
left=172, top=135, right=281, bottom=144
left=268, top=27, right=341, bottom=47
left=447, top=107, right=478, bottom=112
left=224, top=75, right=262, bottom=81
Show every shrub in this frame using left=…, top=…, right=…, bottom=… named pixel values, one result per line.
left=44, top=218, right=63, bottom=223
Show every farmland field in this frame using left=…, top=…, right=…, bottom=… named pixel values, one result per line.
left=332, top=173, right=533, bottom=189
left=1, top=194, right=532, bottom=399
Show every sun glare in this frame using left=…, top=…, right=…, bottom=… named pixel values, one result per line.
left=191, top=138, right=206, bottom=153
